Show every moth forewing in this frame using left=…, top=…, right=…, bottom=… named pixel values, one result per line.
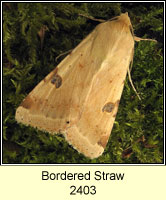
left=15, top=13, right=154, bottom=159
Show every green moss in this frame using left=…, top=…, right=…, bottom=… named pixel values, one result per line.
left=3, top=2, right=163, bottom=163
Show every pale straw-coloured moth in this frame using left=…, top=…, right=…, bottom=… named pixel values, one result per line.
left=15, top=13, right=156, bottom=159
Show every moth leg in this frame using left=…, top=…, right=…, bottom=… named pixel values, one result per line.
left=128, top=37, right=156, bottom=99
left=55, top=49, right=73, bottom=62
left=134, top=36, right=157, bottom=42
left=127, top=67, right=141, bottom=100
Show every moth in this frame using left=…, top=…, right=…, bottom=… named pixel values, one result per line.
left=15, top=13, right=156, bottom=159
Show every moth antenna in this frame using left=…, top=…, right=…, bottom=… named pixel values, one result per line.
left=130, top=36, right=157, bottom=99
left=127, top=67, right=141, bottom=100
left=134, top=36, right=157, bottom=42
left=78, top=13, right=106, bottom=23
left=129, top=48, right=134, bottom=72
left=55, top=49, right=72, bottom=62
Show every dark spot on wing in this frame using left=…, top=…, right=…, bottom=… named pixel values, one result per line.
left=116, top=100, right=120, bottom=106
left=113, top=112, right=117, bottom=118
left=79, top=63, right=84, bottom=68
left=51, top=74, right=62, bottom=88
left=102, top=102, right=115, bottom=113
left=20, top=96, right=33, bottom=109
left=97, top=135, right=109, bottom=148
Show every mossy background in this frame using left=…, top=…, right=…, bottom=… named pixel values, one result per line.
left=3, top=2, right=163, bottom=164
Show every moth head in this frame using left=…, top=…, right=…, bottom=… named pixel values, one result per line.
left=119, top=12, right=132, bottom=26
